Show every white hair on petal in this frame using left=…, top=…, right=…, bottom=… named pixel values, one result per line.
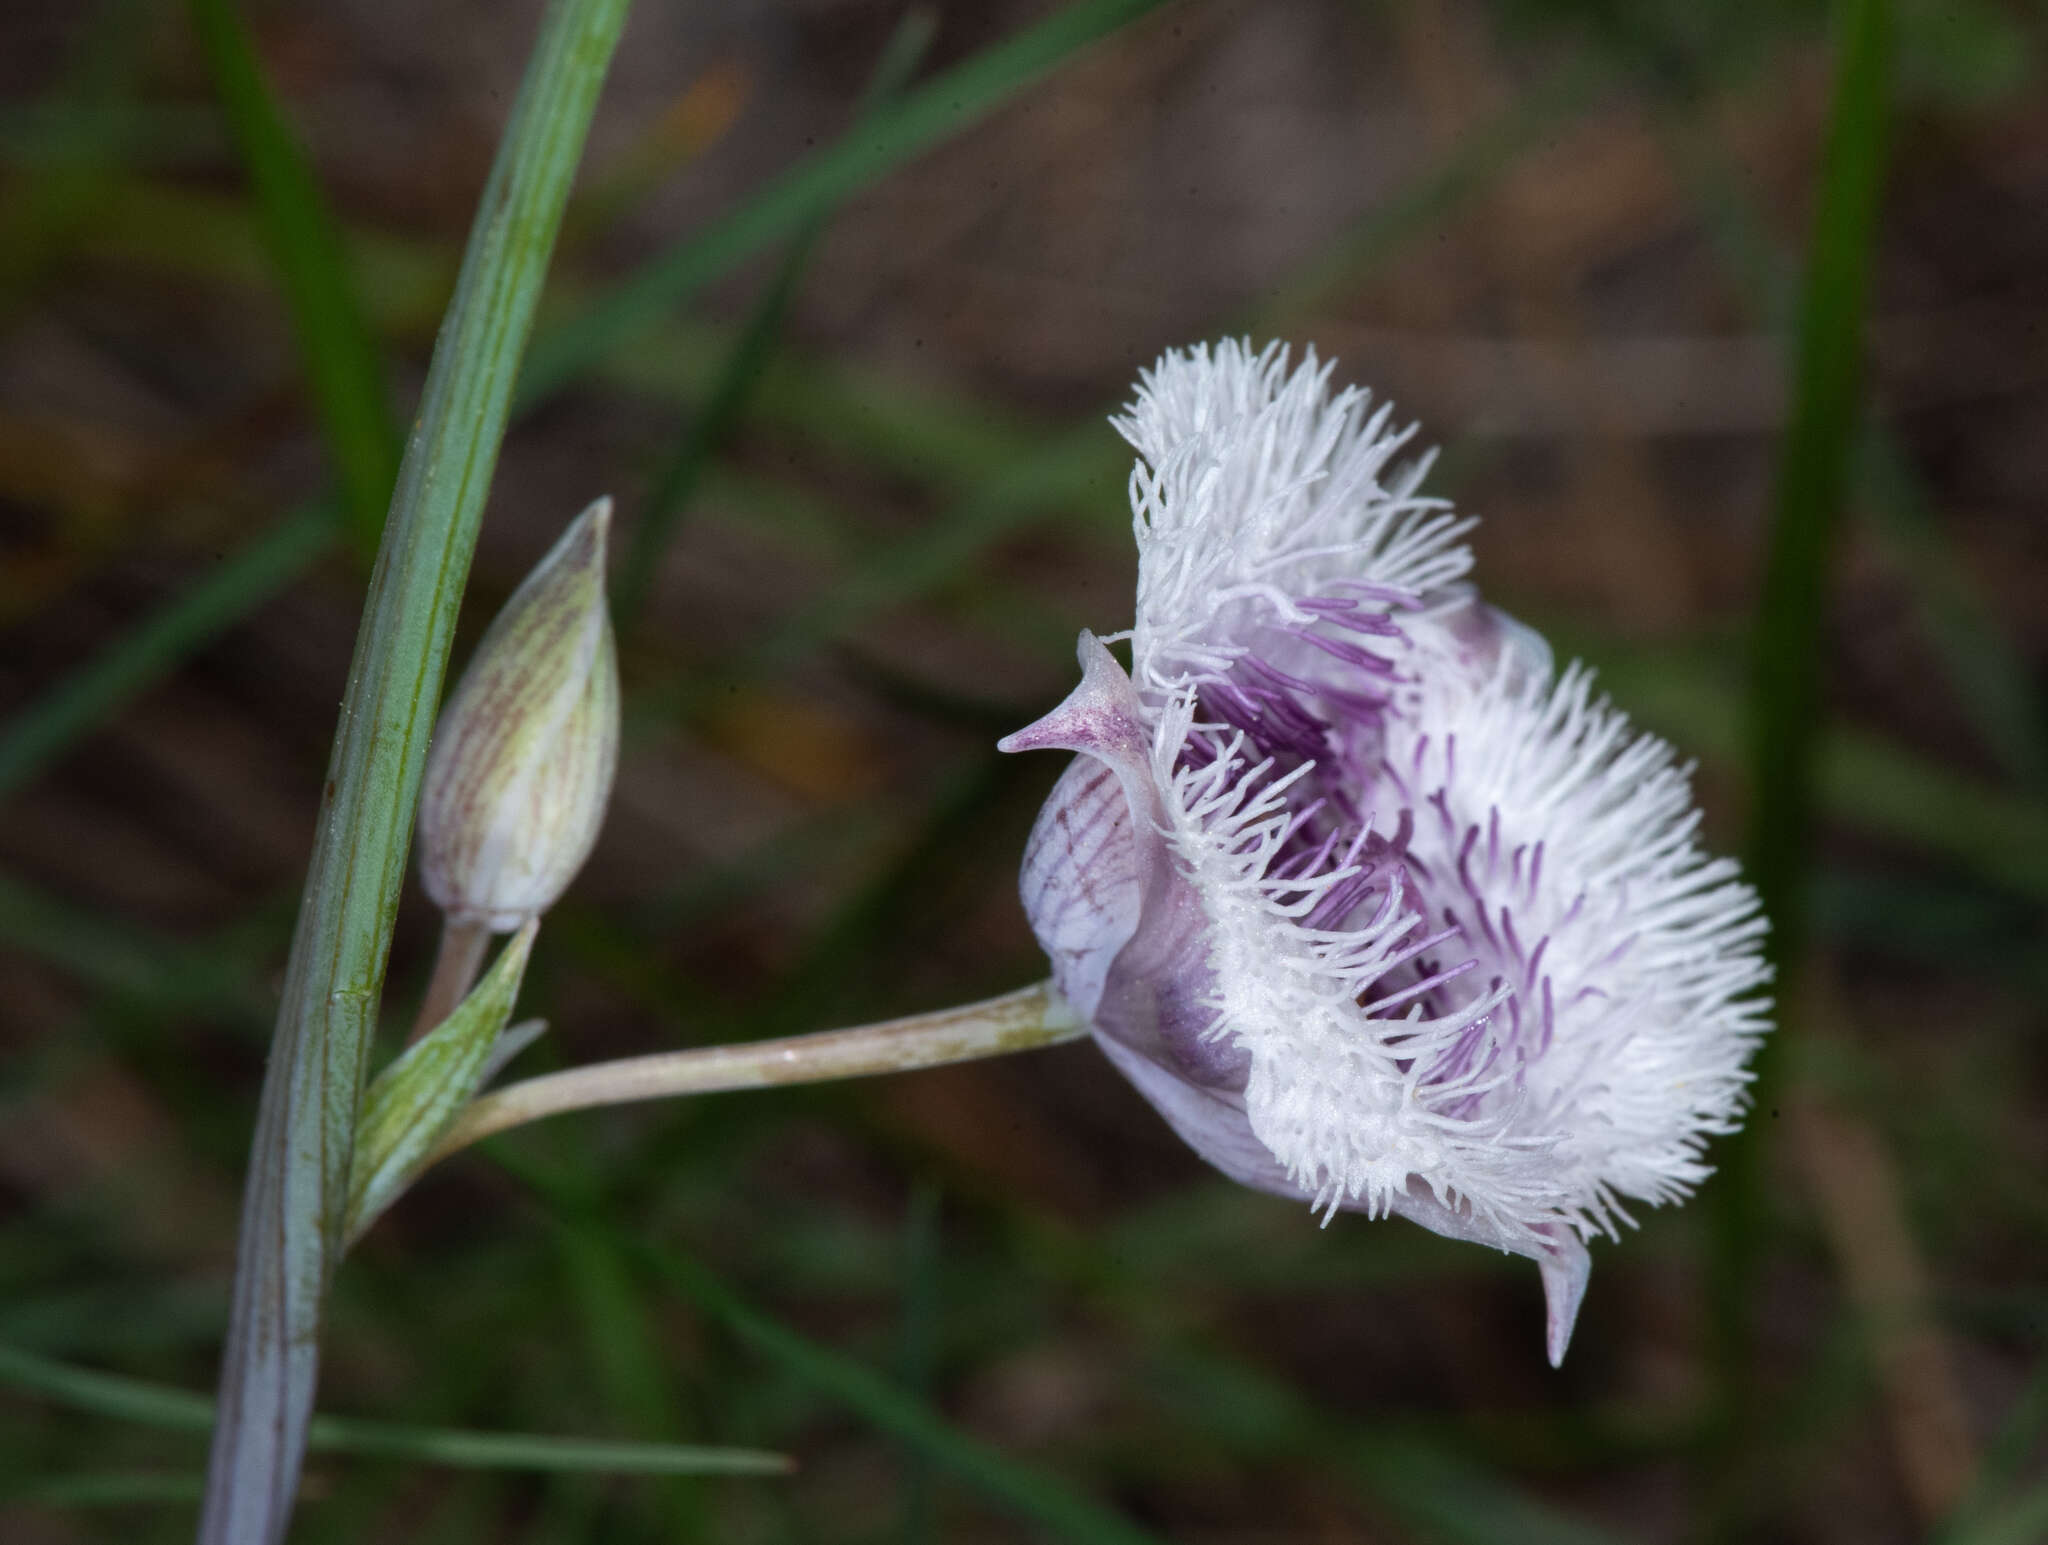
left=1385, top=627, right=1773, bottom=1238
left=1098, top=340, right=1770, bottom=1247
left=1144, top=685, right=1565, bottom=1235
left=1114, top=339, right=1475, bottom=703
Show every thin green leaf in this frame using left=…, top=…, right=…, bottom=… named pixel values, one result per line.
left=304, top=1416, right=790, bottom=1477
left=517, top=0, right=1172, bottom=401
left=741, top=423, right=1125, bottom=680
left=1940, top=1487, right=2048, bottom=1545
left=0, top=868, right=252, bottom=1007
left=0, top=1339, right=214, bottom=1430
left=1937, top=1357, right=2048, bottom=1544
left=200, top=1, right=632, bottom=1539
left=5, top=1472, right=207, bottom=1508
left=186, top=0, right=399, bottom=555
left=1248, top=57, right=1602, bottom=330
left=1745, top=0, right=1893, bottom=972
left=1566, top=634, right=2048, bottom=904
left=0, top=1342, right=791, bottom=1477
left=1715, top=0, right=1893, bottom=1489
left=494, top=1153, right=1162, bottom=1545
left=1660, top=107, right=2047, bottom=792
left=1854, top=427, right=2048, bottom=789
left=1, top=2, right=1158, bottom=824
left=345, top=923, right=538, bottom=1245
left=550, top=1193, right=708, bottom=1536
left=0, top=500, right=335, bottom=804
left=895, top=1183, right=942, bottom=1545
left=1346, top=1434, right=1636, bottom=1545
left=614, top=7, right=939, bottom=629
left=0, top=0, right=151, bottom=319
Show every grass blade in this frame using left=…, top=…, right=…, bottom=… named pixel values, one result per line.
left=1745, top=0, right=1893, bottom=969
left=1660, top=107, right=2047, bottom=793
left=1714, top=0, right=1893, bottom=1503
left=0, top=500, right=335, bottom=804
left=496, top=1153, right=1162, bottom=1545
left=1940, top=1488, right=2048, bottom=1545
left=7, top=1472, right=207, bottom=1508
left=198, top=1, right=631, bottom=1540
left=307, top=1419, right=789, bottom=1477
left=1854, top=427, right=2048, bottom=789
left=895, top=1183, right=942, bottom=1545
left=1564, top=633, right=2048, bottom=904
left=0, top=1342, right=790, bottom=1477
left=186, top=0, right=399, bottom=555
left=0, top=0, right=151, bottom=320
left=1248, top=57, right=1601, bottom=330
left=613, top=8, right=939, bottom=629
left=1937, top=1357, right=2048, bottom=1544
left=0, top=2, right=1155, bottom=822
left=517, top=0, right=1171, bottom=401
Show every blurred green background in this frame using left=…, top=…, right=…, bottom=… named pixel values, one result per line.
left=0, top=0, right=2043, bottom=1540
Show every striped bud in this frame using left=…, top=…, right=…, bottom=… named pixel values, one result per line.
left=417, top=498, right=620, bottom=930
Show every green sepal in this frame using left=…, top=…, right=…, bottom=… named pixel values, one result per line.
left=344, top=921, right=540, bottom=1246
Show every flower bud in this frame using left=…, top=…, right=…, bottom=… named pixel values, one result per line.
left=418, top=497, right=620, bottom=930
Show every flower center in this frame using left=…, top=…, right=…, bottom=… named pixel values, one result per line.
left=1175, top=596, right=1579, bottom=1121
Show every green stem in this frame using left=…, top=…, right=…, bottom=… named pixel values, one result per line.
left=196, top=2, right=631, bottom=1541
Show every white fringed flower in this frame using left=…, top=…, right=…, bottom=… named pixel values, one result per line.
left=1001, top=340, right=1770, bottom=1364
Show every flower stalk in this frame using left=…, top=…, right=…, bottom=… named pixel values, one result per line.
left=412, top=918, right=493, bottom=1040
left=421, top=981, right=1083, bottom=1166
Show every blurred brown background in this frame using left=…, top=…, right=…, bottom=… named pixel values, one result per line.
left=0, top=1, right=2044, bottom=1541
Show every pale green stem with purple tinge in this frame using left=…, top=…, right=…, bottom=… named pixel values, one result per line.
left=196, top=2, right=631, bottom=1541
left=424, top=980, right=1082, bottom=1165
left=410, top=918, right=493, bottom=1043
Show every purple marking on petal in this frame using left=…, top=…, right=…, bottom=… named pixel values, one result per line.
left=1305, top=867, right=1380, bottom=930
left=1500, top=908, right=1525, bottom=969
left=1454, top=831, right=1503, bottom=951
left=1297, top=595, right=1407, bottom=637
left=1016, top=758, right=1148, bottom=1022
left=1336, top=611, right=1406, bottom=637
left=1277, top=826, right=1342, bottom=881
left=1427, top=788, right=1455, bottom=837
left=1290, top=628, right=1398, bottom=674
left=1590, top=932, right=1641, bottom=972
left=1384, top=808, right=1415, bottom=859
left=1358, top=957, right=1477, bottom=1016
left=1318, top=684, right=1394, bottom=719
left=1326, top=579, right=1424, bottom=609
left=1279, top=798, right=1330, bottom=848
left=1237, top=653, right=1324, bottom=698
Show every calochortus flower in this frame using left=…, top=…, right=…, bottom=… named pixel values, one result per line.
left=1002, top=341, right=1769, bottom=1364
left=419, top=497, right=620, bottom=931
